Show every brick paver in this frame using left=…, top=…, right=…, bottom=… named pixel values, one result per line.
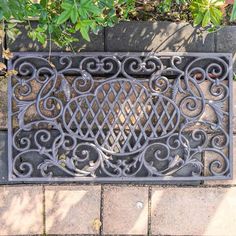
left=0, top=185, right=43, bottom=235
left=102, top=186, right=149, bottom=235
left=151, top=187, right=236, bottom=236
left=45, top=185, right=101, bottom=235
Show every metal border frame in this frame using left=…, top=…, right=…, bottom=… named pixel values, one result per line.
left=7, top=52, right=233, bottom=183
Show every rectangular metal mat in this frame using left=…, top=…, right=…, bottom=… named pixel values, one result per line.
left=7, top=52, right=233, bottom=182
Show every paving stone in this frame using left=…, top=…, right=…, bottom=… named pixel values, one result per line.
left=216, top=26, right=236, bottom=72
left=0, top=131, right=8, bottom=183
left=0, top=185, right=43, bottom=235
left=105, top=21, right=215, bottom=52
left=7, top=22, right=104, bottom=52
left=0, top=77, right=7, bottom=129
left=45, top=185, right=101, bottom=235
left=151, top=187, right=236, bottom=236
left=102, top=186, right=148, bottom=235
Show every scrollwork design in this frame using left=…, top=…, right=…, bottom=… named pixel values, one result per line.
left=79, top=56, right=122, bottom=79
left=9, top=53, right=232, bottom=181
left=121, top=55, right=164, bottom=79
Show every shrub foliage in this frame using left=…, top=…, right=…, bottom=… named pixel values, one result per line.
left=0, top=0, right=235, bottom=50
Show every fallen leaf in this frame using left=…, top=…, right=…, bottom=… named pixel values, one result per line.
left=59, top=154, right=67, bottom=160
left=2, top=48, right=13, bottom=60
left=0, top=29, right=5, bottom=38
left=92, top=218, right=102, bottom=232
left=48, top=60, right=55, bottom=68
left=0, top=62, right=6, bottom=71
left=5, top=69, right=18, bottom=77
left=56, top=102, right=61, bottom=110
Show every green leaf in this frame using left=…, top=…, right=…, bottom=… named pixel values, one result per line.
left=40, top=0, right=47, bottom=8
left=89, top=5, right=101, bottom=15
left=231, top=0, right=236, bottom=21
left=208, top=26, right=217, bottom=32
left=48, top=24, right=53, bottom=34
left=80, top=27, right=90, bottom=41
left=78, top=7, right=88, bottom=18
left=211, top=0, right=224, bottom=7
left=6, top=27, right=20, bottom=42
left=36, top=33, right=46, bottom=45
left=75, top=20, right=92, bottom=29
left=202, top=10, right=210, bottom=27
left=80, top=0, right=90, bottom=6
left=61, top=1, right=73, bottom=10
left=57, top=9, right=72, bottom=24
left=193, top=12, right=204, bottom=26
left=0, top=11, right=3, bottom=21
left=6, top=30, right=16, bottom=41
left=76, top=21, right=91, bottom=41
left=70, top=7, right=78, bottom=24
left=28, top=31, right=37, bottom=41
left=210, top=7, right=222, bottom=26
left=211, top=8, right=222, bottom=21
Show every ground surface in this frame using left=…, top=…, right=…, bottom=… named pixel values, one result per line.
left=128, top=1, right=235, bottom=26
left=0, top=21, right=236, bottom=235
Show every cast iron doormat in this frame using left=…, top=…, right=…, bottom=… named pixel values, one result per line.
left=8, top=52, right=233, bottom=183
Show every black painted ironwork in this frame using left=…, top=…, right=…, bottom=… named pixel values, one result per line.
left=8, top=52, right=233, bottom=182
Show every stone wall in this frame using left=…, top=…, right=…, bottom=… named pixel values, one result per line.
left=0, top=21, right=236, bottom=235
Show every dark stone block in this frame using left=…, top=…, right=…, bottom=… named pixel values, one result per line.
left=216, top=26, right=236, bottom=72
left=0, top=40, right=4, bottom=76
left=7, top=22, right=104, bottom=52
left=105, top=21, right=215, bottom=52
left=0, top=131, right=8, bottom=183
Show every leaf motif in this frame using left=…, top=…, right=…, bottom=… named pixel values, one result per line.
left=60, top=78, right=71, bottom=101
left=209, top=101, right=225, bottom=125
left=171, top=79, right=179, bottom=99
left=168, top=155, right=183, bottom=169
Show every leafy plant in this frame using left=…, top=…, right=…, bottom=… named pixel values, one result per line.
left=230, top=0, right=236, bottom=21
left=0, top=0, right=136, bottom=76
left=0, top=0, right=235, bottom=60
left=157, top=0, right=236, bottom=29
left=190, top=0, right=224, bottom=29
left=158, top=0, right=189, bottom=12
left=0, top=0, right=135, bottom=49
